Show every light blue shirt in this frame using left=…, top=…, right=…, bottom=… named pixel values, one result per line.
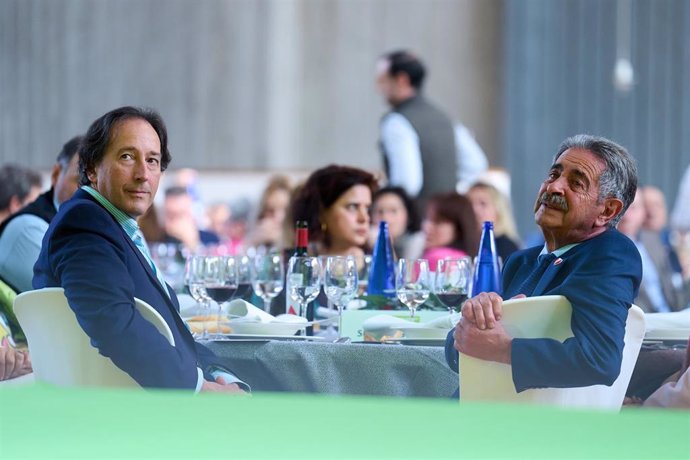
left=635, top=241, right=672, bottom=313
left=0, top=214, right=50, bottom=292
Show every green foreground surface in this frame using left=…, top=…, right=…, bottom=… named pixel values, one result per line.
left=1, top=384, right=688, bottom=459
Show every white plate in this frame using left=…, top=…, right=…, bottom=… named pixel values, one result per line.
left=382, top=337, right=446, bottom=346
left=228, top=320, right=305, bottom=336
left=396, top=326, right=449, bottom=340
left=644, top=328, right=690, bottom=341
left=212, top=334, right=325, bottom=342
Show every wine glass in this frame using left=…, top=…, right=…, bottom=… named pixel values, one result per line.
left=395, top=258, right=431, bottom=318
left=357, top=254, right=372, bottom=296
left=287, top=256, right=321, bottom=335
left=435, top=257, right=472, bottom=314
left=184, top=255, right=211, bottom=339
left=203, top=256, right=237, bottom=337
left=251, top=253, right=284, bottom=313
left=234, top=255, right=253, bottom=300
left=324, top=256, right=358, bottom=335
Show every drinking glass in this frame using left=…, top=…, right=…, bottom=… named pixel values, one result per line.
left=435, top=257, right=472, bottom=314
left=184, top=255, right=211, bottom=339
left=324, top=256, right=358, bottom=335
left=357, top=254, right=372, bottom=296
left=287, top=256, right=321, bottom=335
left=234, top=255, right=253, bottom=300
left=395, top=258, right=431, bottom=318
left=203, top=256, right=237, bottom=337
left=251, top=254, right=284, bottom=313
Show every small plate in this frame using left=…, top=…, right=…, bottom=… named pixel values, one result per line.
left=382, top=337, right=446, bottom=347
left=644, top=328, right=689, bottom=341
left=212, top=334, right=325, bottom=342
left=396, top=326, right=449, bottom=340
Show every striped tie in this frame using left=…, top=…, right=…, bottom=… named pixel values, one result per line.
left=516, top=253, right=557, bottom=297
left=132, top=230, right=170, bottom=297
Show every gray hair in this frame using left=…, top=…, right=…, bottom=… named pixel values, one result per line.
left=554, top=134, right=637, bottom=228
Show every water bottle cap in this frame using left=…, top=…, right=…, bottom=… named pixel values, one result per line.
left=482, top=221, right=494, bottom=229
left=378, top=221, right=389, bottom=230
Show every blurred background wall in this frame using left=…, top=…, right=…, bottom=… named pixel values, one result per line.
left=1, top=0, right=688, bottom=236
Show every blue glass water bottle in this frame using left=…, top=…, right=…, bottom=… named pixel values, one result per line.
left=367, top=221, right=397, bottom=298
left=470, top=221, right=502, bottom=296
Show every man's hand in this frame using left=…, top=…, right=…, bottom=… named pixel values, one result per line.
left=453, top=318, right=512, bottom=364
left=200, top=377, right=247, bottom=394
left=461, top=292, right=504, bottom=329
left=0, top=339, right=32, bottom=381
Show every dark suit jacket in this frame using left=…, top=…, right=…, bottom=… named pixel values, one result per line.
left=636, top=229, right=690, bottom=312
left=446, top=228, right=642, bottom=392
left=33, top=189, right=227, bottom=389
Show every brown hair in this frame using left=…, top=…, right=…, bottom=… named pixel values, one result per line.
left=426, top=192, right=480, bottom=255
left=290, top=165, right=378, bottom=246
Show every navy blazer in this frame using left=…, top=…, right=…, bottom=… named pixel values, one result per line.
left=446, top=228, right=642, bottom=392
left=33, top=189, right=227, bottom=389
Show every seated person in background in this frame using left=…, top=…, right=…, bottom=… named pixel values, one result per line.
left=618, top=188, right=690, bottom=312
left=466, top=182, right=521, bottom=263
left=163, top=186, right=220, bottom=254
left=0, top=136, right=82, bottom=293
left=642, top=186, right=686, bottom=288
left=246, top=175, right=292, bottom=251
left=206, top=202, right=231, bottom=243
left=0, top=164, right=43, bottom=226
left=421, top=192, right=480, bottom=270
left=33, top=106, right=245, bottom=392
left=291, top=165, right=378, bottom=259
left=447, top=134, right=641, bottom=392
left=370, top=186, right=425, bottom=260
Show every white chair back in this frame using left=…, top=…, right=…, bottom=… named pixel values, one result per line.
left=14, top=287, right=174, bottom=388
left=459, top=295, right=645, bottom=410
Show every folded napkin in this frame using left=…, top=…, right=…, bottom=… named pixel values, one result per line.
left=226, top=299, right=306, bottom=335
left=362, top=313, right=458, bottom=341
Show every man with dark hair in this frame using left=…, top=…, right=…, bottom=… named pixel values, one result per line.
left=34, top=106, right=245, bottom=392
left=0, top=165, right=42, bottom=226
left=376, top=50, right=461, bottom=203
left=446, top=134, right=642, bottom=393
left=0, top=137, right=83, bottom=293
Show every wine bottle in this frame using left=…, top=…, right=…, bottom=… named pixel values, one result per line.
left=286, top=221, right=310, bottom=320
left=470, top=221, right=502, bottom=297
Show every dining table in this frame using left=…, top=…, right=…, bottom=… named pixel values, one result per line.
left=203, top=338, right=458, bottom=398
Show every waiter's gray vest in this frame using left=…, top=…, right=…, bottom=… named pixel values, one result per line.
left=381, top=95, right=457, bottom=202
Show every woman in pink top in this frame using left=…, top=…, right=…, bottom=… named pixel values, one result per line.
left=421, top=192, right=480, bottom=271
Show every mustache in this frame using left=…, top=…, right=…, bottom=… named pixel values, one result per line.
left=538, top=192, right=568, bottom=211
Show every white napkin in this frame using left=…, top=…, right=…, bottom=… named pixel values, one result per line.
left=227, top=299, right=307, bottom=324
left=422, top=313, right=461, bottom=329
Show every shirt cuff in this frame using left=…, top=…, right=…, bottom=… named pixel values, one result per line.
left=194, top=367, right=204, bottom=393
left=210, top=368, right=251, bottom=392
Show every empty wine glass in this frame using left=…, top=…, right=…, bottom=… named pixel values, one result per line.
left=251, top=253, right=284, bottom=313
left=435, top=257, right=472, bottom=314
left=395, top=258, right=431, bottom=318
left=184, top=255, right=211, bottom=339
left=357, top=254, right=372, bottom=296
left=203, top=256, right=237, bottom=337
left=287, top=256, right=321, bottom=335
left=324, top=256, right=358, bottom=335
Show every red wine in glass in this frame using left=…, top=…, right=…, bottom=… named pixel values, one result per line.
left=437, top=293, right=468, bottom=311
left=205, top=285, right=235, bottom=303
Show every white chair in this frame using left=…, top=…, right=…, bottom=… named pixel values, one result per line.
left=459, top=295, right=645, bottom=410
left=14, top=287, right=174, bottom=388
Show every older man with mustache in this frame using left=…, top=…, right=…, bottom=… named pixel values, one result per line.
left=446, top=134, right=642, bottom=393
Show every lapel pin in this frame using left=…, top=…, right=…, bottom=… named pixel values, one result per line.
left=554, top=258, right=563, bottom=266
